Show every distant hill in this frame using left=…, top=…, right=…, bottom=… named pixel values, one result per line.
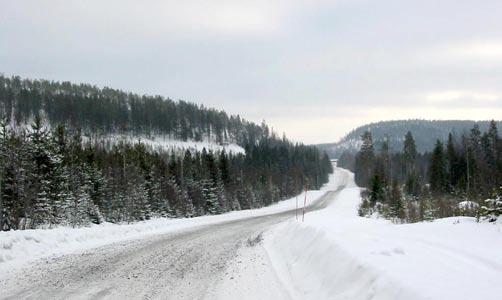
left=317, top=120, right=501, bottom=158
left=0, top=75, right=268, bottom=148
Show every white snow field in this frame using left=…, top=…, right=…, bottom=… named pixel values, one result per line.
left=1, top=167, right=502, bottom=300
left=88, top=133, right=246, bottom=154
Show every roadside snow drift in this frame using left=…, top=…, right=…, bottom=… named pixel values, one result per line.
left=264, top=168, right=502, bottom=300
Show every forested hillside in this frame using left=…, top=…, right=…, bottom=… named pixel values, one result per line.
left=339, top=121, right=502, bottom=223
left=0, top=75, right=332, bottom=230
left=318, top=120, right=502, bottom=158
left=0, top=75, right=266, bottom=145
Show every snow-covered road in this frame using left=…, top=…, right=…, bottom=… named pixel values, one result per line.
left=0, top=178, right=348, bottom=299
left=1, top=213, right=289, bottom=299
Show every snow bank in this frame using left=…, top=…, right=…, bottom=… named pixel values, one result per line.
left=89, top=134, right=245, bottom=154
left=0, top=188, right=326, bottom=279
left=265, top=222, right=421, bottom=300
left=265, top=168, right=502, bottom=300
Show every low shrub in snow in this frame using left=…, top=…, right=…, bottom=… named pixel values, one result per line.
left=480, top=188, right=502, bottom=222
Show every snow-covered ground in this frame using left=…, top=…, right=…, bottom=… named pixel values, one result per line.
left=259, top=168, right=502, bottom=300
left=0, top=188, right=324, bottom=280
left=16, top=118, right=246, bottom=155
left=88, top=133, right=245, bottom=154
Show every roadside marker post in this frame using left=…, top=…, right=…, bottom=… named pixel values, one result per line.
left=295, top=196, right=298, bottom=220
left=302, top=187, right=307, bottom=222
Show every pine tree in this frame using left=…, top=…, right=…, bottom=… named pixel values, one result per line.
left=405, top=172, right=419, bottom=196
left=0, top=115, right=7, bottom=230
left=49, top=124, right=69, bottom=225
left=380, top=138, right=391, bottom=181
left=67, top=183, right=91, bottom=227
left=219, top=150, right=230, bottom=186
left=236, top=185, right=251, bottom=210
left=247, top=186, right=259, bottom=209
left=430, top=140, right=447, bottom=194
left=85, top=164, right=106, bottom=224
left=355, top=131, right=375, bottom=187
left=369, top=174, right=385, bottom=206
left=388, top=180, right=405, bottom=221
left=483, top=121, right=499, bottom=189
left=185, top=177, right=203, bottom=215
left=202, top=179, right=220, bottom=214
left=180, top=187, right=195, bottom=218
left=446, top=133, right=459, bottom=189
left=216, top=180, right=229, bottom=213
left=145, top=168, right=163, bottom=216
left=2, top=130, right=27, bottom=230
left=133, top=180, right=151, bottom=221
left=27, top=116, right=55, bottom=228
left=168, top=150, right=178, bottom=179
left=182, top=149, right=193, bottom=185
left=230, top=192, right=241, bottom=211
left=166, top=175, right=185, bottom=217
left=469, top=125, right=483, bottom=192
left=403, top=131, right=417, bottom=177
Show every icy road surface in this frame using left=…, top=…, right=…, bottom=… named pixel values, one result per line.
left=0, top=185, right=347, bottom=299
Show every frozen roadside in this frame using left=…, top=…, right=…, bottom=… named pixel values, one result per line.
left=262, top=168, right=502, bottom=300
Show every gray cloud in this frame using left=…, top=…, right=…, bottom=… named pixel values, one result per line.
left=1, top=0, right=501, bottom=144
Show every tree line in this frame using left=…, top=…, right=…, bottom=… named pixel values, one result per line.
left=339, top=120, right=501, bottom=222
left=0, top=75, right=268, bottom=145
left=0, top=116, right=332, bottom=230
left=319, top=119, right=501, bottom=159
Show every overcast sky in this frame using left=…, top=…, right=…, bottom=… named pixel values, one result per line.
left=1, top=0, right=502, bottom=144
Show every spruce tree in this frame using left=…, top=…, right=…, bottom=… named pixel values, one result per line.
left=0, top=115, right=7, bottom=230
left=388, top=180, right=405, bottom=221
left=446, top=133, right=459, bottom=189
left=145, top=168, right=163, bottom=216
left=133, top=181, right=151, bottom=221
left=219, top=149, right=230, bottom=186
left=180, top=187, right=195, bottom=218
left=355, top=131, right=375, bottom=187
left=202, top=179, right=220, bottom=215
left=380, top=138, right=391, bottom=181
left=27, top=116, right=55, bottom=228
left=430, top=140, right=447, bottom=194
left=49, top=124, right=69, bottom=225
left=403, top=131, right=417, bottom=177
left=2, top=130, right=27, bottom=230
left=369, top=174, right=385, bottom=206
left=484, top=121, right=499, bottom=189
left=85, top=165, right=106, bottom=223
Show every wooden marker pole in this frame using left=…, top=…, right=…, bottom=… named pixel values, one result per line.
left=295, top=196, right=298, bottom=220
left=302, top=187, right=307, bottom=222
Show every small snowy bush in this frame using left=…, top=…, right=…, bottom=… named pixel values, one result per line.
left=480, top=188, right=502, bottom=222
